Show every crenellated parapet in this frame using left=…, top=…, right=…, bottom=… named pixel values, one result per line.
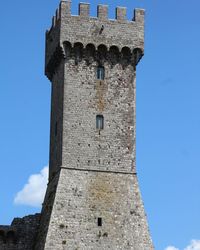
left=45, top=0, right=145, bottom=80
left=49, top=1, right=144, bottom=31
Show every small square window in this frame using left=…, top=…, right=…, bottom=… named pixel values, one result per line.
left=97, top=66, right=105, bottom=80
left=96, top=115, right=104, bottom=130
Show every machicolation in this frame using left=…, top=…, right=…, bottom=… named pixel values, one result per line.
left=45, top=1, right=144, bottom=80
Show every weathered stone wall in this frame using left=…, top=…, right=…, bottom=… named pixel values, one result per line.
left=43, top=169, right=152, bottom=250
left=34, top=173, right=60, bottom=250
left=38, top=50, right=153, bottom=250
left=62, top=59, right=136, bottom=174
left=49, top=61, right=64, bottom=179
left=0, top=214, right=40, bottom=250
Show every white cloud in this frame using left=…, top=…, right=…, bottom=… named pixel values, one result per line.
left=165, top=240, right=200, bottom=250
left=165, top=247, right=179, bottom=250
left=184, top=240, right=200, bottom=250
left=14, top=166, right=48, bottom=207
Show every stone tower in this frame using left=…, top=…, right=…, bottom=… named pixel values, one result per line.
left=35, top=1, right=153, bottom=249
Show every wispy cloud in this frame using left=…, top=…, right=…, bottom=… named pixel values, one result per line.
left=14, top=166, right=48, bottom=207
left=165, top=247, right=179, bottom=250
left=165, top=240, right=200, bottom=250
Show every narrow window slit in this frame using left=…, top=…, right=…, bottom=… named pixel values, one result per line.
left=98, top=217, right=102, bottom=227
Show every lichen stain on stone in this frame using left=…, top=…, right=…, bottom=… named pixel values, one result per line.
left=87, top=173, right=121, bottom=228
left=88, top=173, right=119, bottom=210
left=95, top=80, right=108, bottom=112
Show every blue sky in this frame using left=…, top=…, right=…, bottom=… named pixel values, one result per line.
left=0, top=0, right=200, bottom=249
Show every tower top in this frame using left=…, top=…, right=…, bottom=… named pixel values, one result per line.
left=54, top=0, right=145, bottom=24
left=45, top=1, right=145, bottom=79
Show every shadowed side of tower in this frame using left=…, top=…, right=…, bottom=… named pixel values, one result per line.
left=35, top=1, right=153, bottom=249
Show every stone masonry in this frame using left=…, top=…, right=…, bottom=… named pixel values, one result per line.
left=0, top=1, right=153, bottom=249
left=35, top=1, right=154, bottom=249
left=0, top=214, right=40, bottom=250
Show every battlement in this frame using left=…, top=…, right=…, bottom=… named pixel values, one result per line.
left=45, top=0, right=145, bottom=80
left=49, top=1, right=144, bottom=30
